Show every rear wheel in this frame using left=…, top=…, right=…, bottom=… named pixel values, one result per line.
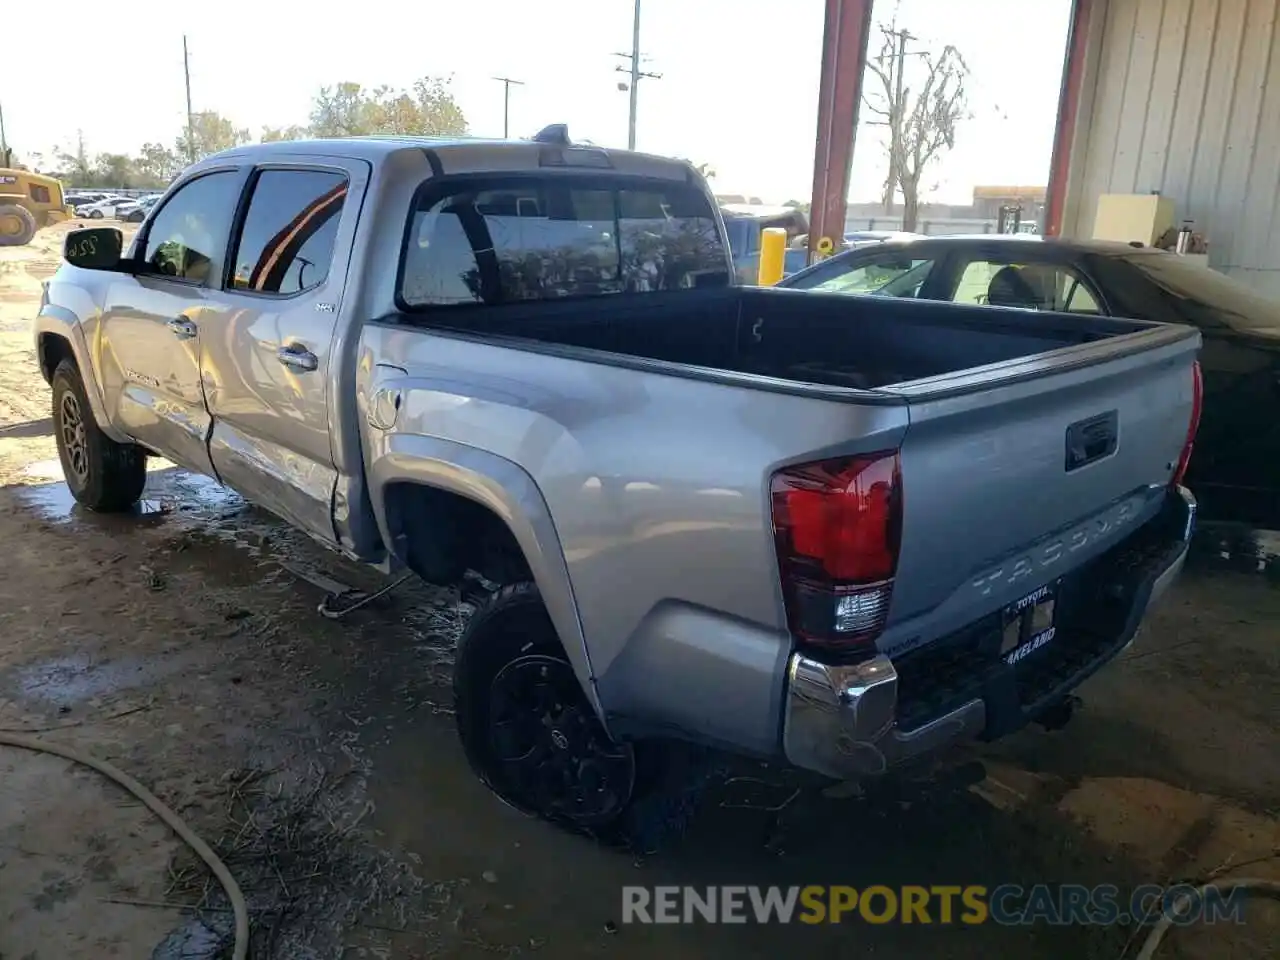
left=0, top=204, right=36, bottom=246
left=51, top=360, right=147, bottom=511
left=455, top=583, right=637, bottom=829
left=453, top=582, right=719, bottom=847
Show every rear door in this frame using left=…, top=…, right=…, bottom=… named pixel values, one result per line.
left=200, top=160, right=366, bottom=544
left=97, top=168, right=247, bottom=474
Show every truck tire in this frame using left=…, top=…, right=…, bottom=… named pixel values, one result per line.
left=0, top=204, right=37, bottom=246
left=51, top=359, right=147, bottom=511
left=454, top=582, right=638, bottom=831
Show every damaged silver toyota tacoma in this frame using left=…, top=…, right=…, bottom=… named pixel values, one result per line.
left=35, top=129, right=1202, bottom=836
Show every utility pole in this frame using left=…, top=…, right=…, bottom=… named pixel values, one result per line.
left=614, top=0, right=661, bottom=150
left=492, top=76, right=525, bottom=138
left=0, top=101, right=10, bottom=168
left=183, top=35, right=196, bottom=164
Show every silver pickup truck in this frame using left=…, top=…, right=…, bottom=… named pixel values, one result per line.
left=36, top=130, right=1202, bottom=835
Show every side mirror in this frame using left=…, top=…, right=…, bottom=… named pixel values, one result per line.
left=64, top=227, right=125, bottom=271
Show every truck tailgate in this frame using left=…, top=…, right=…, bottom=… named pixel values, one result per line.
left=876, top=324, right=1200, bottom=653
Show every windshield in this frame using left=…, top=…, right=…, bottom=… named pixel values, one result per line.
left=1122, top=252, right=1280, bottom=334
left=400, top=177, right=731, bottom=307
left=783, top=251, right=934, bottom=298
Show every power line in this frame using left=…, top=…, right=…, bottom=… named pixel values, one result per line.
left=492, top=77, right=525, bottom=138
left=613, top=0, right=661, bottom=151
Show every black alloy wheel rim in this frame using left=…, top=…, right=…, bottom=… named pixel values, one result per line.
left=488, top=654, right=634, bottom=825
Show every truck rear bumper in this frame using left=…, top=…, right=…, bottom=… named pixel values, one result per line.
left=782, top=485, right=1196, bottom=781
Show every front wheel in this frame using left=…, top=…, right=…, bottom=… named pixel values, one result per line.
left=51, top=359, right=147, bottom=511
left=454, top=582, right=637, bottom=829
left=89, top=209, right=104, bottom=219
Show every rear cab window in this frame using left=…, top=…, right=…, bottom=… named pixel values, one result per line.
left=229, top=168, right=348, bottom=296
left=398, top=176, right=730, bottom=308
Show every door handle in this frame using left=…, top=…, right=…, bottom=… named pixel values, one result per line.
left=167, top=317, right=197, bottom=339
left=277, top=343, right=319, bottom=372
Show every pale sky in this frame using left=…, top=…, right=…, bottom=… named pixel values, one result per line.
left=2, top=0, right=1071, bottom=204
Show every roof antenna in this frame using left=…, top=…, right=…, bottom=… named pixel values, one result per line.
left=532, top=124, right=571, bottom=146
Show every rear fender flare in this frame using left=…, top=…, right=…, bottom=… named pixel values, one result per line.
left=367, top=434, right=603, bottom=721
left=33, top=308, right=131, bottom=444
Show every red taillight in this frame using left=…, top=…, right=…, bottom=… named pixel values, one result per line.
left=1171, top=361, right=1203, bottom=486
left=771, top=451, right=902, bottom=657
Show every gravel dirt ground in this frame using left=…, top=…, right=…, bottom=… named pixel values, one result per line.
left=0, top=222, right=1276, bottom=959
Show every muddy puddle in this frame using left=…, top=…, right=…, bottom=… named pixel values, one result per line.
left=1189, top=522, right=1280, bottom=578
left=15, top=650, right=202, bottom=705
left=16, top=460, right=283, bottom=552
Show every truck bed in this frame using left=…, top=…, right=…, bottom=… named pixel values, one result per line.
left=393, top=286, right=1171, bottom=394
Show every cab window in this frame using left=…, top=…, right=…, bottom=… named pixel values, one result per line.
left=229, top=169, right=348, bottom=295
left=400, top=177, right=729, bottom=307
left=140, top=172, right=242, bottom=285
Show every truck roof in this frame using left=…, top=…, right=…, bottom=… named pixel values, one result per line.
left=200, top=135, right=697, bottom=182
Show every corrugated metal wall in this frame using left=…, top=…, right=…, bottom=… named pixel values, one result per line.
left=1070, top=0, right=1280, bottom=294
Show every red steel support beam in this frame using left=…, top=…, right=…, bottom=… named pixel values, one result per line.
left=809, top=0, right=875, bottom=258
left=1045, top=0, right=1094, bottom=237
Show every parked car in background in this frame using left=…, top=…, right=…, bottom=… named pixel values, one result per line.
left=74, top=196, right=130, bottom=219
left=112, top=199, right=142, bottom=220
left=37, top=134, right=1199, bottom=836
left=66, top=192, right=113, bottom=209
left=117, top=195, right=160, bottom=223
left=780, top=234, right=1280, bottom=529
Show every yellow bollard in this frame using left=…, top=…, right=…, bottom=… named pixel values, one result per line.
left=757, top=227, right=787, bottom=286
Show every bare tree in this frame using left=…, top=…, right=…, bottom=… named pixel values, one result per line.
left=863, top=25, right=970, bottom=232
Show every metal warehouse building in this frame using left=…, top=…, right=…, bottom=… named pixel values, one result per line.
left=1056, top=0, right=1280, bottom=295
left=810, top=0, right=1280, bottom=294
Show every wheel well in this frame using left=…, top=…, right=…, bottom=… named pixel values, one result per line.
left=382, top=482, right=532, bottom=587
left=38, top=333, right=75, bottom=384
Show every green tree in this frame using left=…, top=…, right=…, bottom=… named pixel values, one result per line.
left=406, top=77, right=467, bottom=135
left=260, top=124, right=309, bottom=143
left=93, top=153, right=139, bottom=188
left=175, top=111, right=251, bottom=164
left=134, top=142, right=181, bottom=186
left=309, top=77, right=467, bottom=137
left=309, top=82, right=379, bottom=137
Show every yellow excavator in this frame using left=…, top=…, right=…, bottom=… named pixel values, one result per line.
left=0, top=168, right=75, bottom=246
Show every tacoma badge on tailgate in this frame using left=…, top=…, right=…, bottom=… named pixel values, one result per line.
left=970, top=492, right=1144, bottom=600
